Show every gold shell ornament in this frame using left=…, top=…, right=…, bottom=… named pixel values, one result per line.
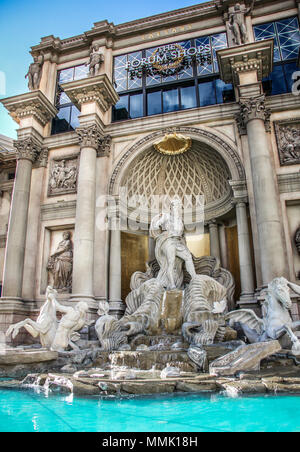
left=154, top=133, right=192, bottom=156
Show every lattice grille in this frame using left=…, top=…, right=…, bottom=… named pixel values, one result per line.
left=122, top=143, right=231, bottom=205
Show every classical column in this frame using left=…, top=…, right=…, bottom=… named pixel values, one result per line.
left=219, top=224, right=228, bottom=269
left=234, top=200, right=255, bottom=299
left=71, top=124, right=100, bottom=304
left=208, top=220, right=221, bottom=262
left=239, top=95, right=287, bottom=285
left=2, top=138, right=40, bottom=298
left=109, top=228, right=122, bottom=305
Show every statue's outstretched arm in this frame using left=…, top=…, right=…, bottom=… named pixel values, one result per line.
left=288, top=281, right=300, bottom=296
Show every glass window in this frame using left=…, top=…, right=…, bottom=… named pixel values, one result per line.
left=52, top=64, right=88, bottom=135
left=254, top=17, right=300, bottom=62
left=180, top=85, right=197, bottom=109
left=130, top=93, right=143, bottom=119
left=147, top=91, right=162, bottom=116
left=199, top=80, right=216, bottom=107
left=215, top=79, right=234, bottom=104
left=163, top=88, right=179, bottom=113
left=113, top=95, right=129, bottom=121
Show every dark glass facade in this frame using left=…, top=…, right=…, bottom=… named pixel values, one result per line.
left=254, top=16, right=300, bottom=96
left=50, top=18, right=300, bottom=134
left=112, top=33, right=235, bottom=122
left=51, top=65, right=89, bottom=135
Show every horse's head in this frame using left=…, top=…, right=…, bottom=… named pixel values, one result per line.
left=268, top=277, right=292, bottom=310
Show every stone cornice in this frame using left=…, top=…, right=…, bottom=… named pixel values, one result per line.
left=0, top=91, right=57, bottom=127
left=277, top=172, right=300, bottom=194
left=61, top=74, right=119, bottom=113
left=229, top=179, right=248, bottom=204
left=217, top=39, right=274, bottom=85
left=29, top=0, right=292, bottom=57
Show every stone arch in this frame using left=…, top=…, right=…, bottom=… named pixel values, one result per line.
left=108, top=126, right=246, bottom=223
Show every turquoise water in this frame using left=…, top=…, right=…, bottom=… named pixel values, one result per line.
left=0, top=388, right=299, bottom=432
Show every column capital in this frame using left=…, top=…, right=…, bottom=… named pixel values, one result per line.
left=237, top=95, right=271, bottom=135
left=1, top=90, right=57, bottom=128
left=217, top=39, right=274, bottom=86
left=76, top=124, right=112, bottom=156
left=61, top=74, right=119, bottom=114
left=13, top=137, right=42, bottom=163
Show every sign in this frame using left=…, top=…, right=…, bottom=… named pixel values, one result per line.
left=126, top=43, right=212, bottom=79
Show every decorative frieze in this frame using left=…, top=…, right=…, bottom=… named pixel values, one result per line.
left=13, top=137, right=41, bottom=163
left=47, top=231, right=73, bottom=293
left=237, top=95, right=271, bottom=134
left=274, top=120, right=300, bottom=166
left=48, top=155, right=78, bottom=196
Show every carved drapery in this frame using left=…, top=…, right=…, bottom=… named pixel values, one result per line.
left=237, top=95, right=271, bottom=134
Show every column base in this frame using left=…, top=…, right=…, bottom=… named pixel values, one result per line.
left=109, top=300, right=125, bottom=319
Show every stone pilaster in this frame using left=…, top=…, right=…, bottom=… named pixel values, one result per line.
left=2, top=138, right=41, bottom=299
left=232, top=198, right=255, bottom=301
left=208, top=220, right=221, bottom=262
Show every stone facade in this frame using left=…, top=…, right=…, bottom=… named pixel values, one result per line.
left=0, top=0, right=300, bottom=343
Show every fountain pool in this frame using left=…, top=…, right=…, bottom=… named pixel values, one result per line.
left=0, top=388, right=299, bottom=432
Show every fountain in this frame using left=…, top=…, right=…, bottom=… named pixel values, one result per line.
left=2, top=199, right=300, bottom=396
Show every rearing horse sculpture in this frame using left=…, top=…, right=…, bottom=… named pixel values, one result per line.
left=227, top=277, right=300, bottom=354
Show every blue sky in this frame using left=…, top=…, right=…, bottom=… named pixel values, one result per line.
left=0, top=0, right=206, bottom=139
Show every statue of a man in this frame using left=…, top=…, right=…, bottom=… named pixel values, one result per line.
left=25, top=55, right=44, bottom=90
left=86, top=44, right=104, bottom=77
left=229, top=1, right=254, bottom=46
left=51, top=301, right=89, bottom=351
left=150, top=199, right=196, bottom=290
left=47, top=231, right=73, bottom=292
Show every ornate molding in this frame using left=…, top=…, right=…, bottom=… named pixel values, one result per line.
left=274, top=119, right=300, bottom=166
left=13, top=137, right=41, bottom=163
left=61, top=74, right=119, bottom=114
left=217, top=40, right=274, bottom=85
left=277, top=172, right=300, bottom=194
left=1, top=91, right=57, bottom=127
left=34, top=147, right=48, bottom=168
left=295, top=227, right=300, bottom=255
left=76, top=124, right=111, bottom=156
left=238, top=95, right=271, bottom=133
left=41, top=200, right=76, bottom=221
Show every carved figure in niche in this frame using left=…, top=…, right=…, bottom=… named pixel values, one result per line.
left=49, top=159, right=78, bottom=194
left=229, top=1, right=254, bottom=46
left=47, top=231, right=73, bottom=293
left=86, top=44, right=104, bottom=77
left=150, top=199, right=196, bottom=290
left=277, top=125, right=300, bottom=165
left=25, top=55, right=44, bottom=90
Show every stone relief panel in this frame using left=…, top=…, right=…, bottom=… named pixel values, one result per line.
left=47, top=230, right=73, bottom=293
left=275, top=120, right=300, bottom=166
left=48, top=155, right=78, bottom=196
